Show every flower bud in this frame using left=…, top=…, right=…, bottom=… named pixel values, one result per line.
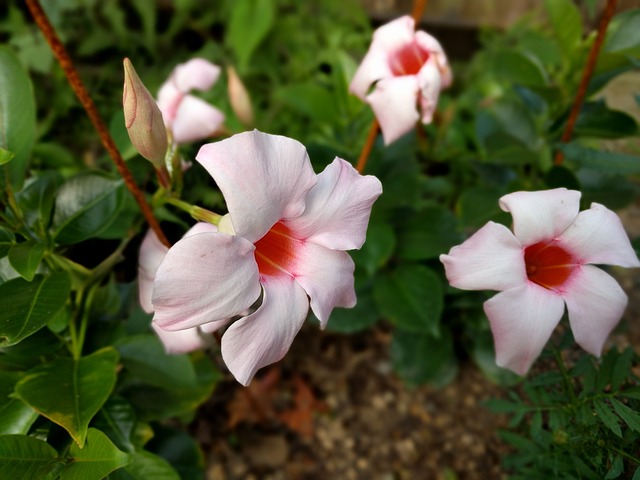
left=227, top=66, right=254, bottom=127
left=123, top=58, right=168, bottom=167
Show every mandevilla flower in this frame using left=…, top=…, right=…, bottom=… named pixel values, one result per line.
left=147, top=130, right=382, bottom=385
left=440, top=188, right=639, bottom=375
left=349, top=15, right=452, bottom=145
left=157, top=58, right=225, bottom=144
left=122, top=58, right=168, bottom=167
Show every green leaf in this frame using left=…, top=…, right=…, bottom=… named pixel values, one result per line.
left=491, top=49, right=548, bottom=86
left=0, top=434, right=59, bottom=480
left=0, top=146, right=14, bottom=165
left=545, top=165, right=580, bottom=190
left=633, top=465, right=640, bottom=480
left=610, top=398, right=640, bottom=433
left=593, top=399, right=622, bottom=437
left=116, top=334, right=198, bottom=390
left=109, top=450, right=180, bottom=480
left=15, top=347, right=119, bottom=447
left=605, top=9, right=640, bottom=54
left=8, top=242, right=45, bottom=281
left=146, top=424, right=205, bottom=480
left=574, top=102, right=639, bottom=139
left=391, top=328, right=457, bottom=387
left=61, top=428, right=129, bottom=480
left=325, top=290, right=378, bottom=333
left=226, top=0, right=275, bottom=70
left=604, top=455, right=624, bottom=480
left=558, top=142, right=640, bottom=174
left=350, top=222, right=395, bottom=276
left=16, top=172, right=62, bottom=236
left=0, top=227, right=16, bottom=258
left=544, top=0, right=583, bottom=56
left=0, top=272, right=71, bottom=346
left=372, top=265, right=443, bottom=335
left=457, top=186, right=510, bottom=228
left=93, top=397, right=136, bottom=453
left=0, top=372, right=38, bottom=434
left=275, top=83, right=339, bottom=124
left=52, top=173, right=125, bottom=244
left=0, top=46, right=36, bottom=190
left=398, top=206, right=460, bottom=260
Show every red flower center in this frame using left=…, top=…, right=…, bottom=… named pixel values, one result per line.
left=524, top=241, right=576, bottom=290
left=254, top=221, right=298, bottom=278
left=389, top=42, right=430, bottom=76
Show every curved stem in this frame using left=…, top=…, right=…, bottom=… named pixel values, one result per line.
left=411, top=0, right=429, bottom=23
left=355, top=119, right=379, bottom=174
left=164, top=196, right=222, bottom=225
left=24, top=0, right=170, bottom=248
left=554, top=0, right=618, bottom=166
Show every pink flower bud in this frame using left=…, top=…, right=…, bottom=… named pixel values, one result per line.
left=123, top=58, right=168, bottom=167
left=227, top=66, right=254, bottom=127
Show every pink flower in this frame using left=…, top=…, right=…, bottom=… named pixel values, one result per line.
left=440, top=188, right=639, bottom=375
left=148, top=130, right=382, bottom=385
left=350, top=15, right=452, bottom=145
left=138, top=224, right=219, bottom=354
left=157, top=58, right=225, bottom=144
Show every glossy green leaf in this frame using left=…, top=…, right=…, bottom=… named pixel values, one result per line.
left=52, top=173, right=125, bottom=244
left=93, top=397, right=136, bottom=453
left=8, top=242, right=45, bottom=281
left=0, top=227, right=15, bottom=258
left=372, top=265, right=443, bottom=335
left=0, top=146, right=14, bottom=165
left=350, top=222, right=395, bottom=276
left=544, top=0, right=583, bottom=56
left=325, top=290, right=378, bottom=333
left=0, top=371, right=38, bottom=435
left=558, top=142, right=640, bottom=174
left=391, top=328, right=457, bottom=387
left=61, top=428, right=129, bottom=480
left=109, top=450, right=180, bottom=480
left=15, top=347, right=119, bottom=447
left=398, top=206, right=461, bottom=260
left=147, top=424, right=205, bottom=480
left=574, top=102, right=639, bottom=139
left=16, top=172, right=62, bottom=235
left=605, top=9, right=640, bottom=54
left=457, top=186, right=510, bottom=229
left=491, top=49, right=548, bottom=86
left=0, top=271, right=71, bottom=347
left=275, top=83, right=339, bottom=123
left=0, top=46, right=36, bottom=190
left=226, top=0, right=275, bottom=70
left=116, top=334, right=198, bottom=390
left=0, top=434, right=59, bottom=480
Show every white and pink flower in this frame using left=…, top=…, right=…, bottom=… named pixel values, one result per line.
left=157, top=58, right=225, bottom=144
left=142, top=130, right=382, bottom=385
left=440, top=188, right=639, bottom=375
left=350, top=15, right=452, bottom=145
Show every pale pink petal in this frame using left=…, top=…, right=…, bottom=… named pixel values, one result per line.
left=440, top=222, right=526, bottom=291
left=349, top=16, right=415, bottom=99
left=184, top=222, right=218, bottom=237
left=285, top=158, right=382, bottom=250
left=484, top=283, right=565, bottom=375
left=152, top=323, right=212, bottom=354
left=196, top=131, right=317, bottom=242
left=199, top=318, right=231, bottom=333
left=417, top=59, right=442, bottom=124
left=368, top=75, right=420, bottom=145
left=138, top=230, right=169, bottom=314
left=414, top=31, right=452, bottom=87
left=172, top=58, right=221, bottom=93
left=499, top=188, right=581, bottom=246
left=171, top=95, right=225, bottom=144
left=152, top=232, right=261, bottom=330
left=562, top=265, right=628, bottom=357
left=292, top=243, right=356, bottom=328
left=221, top=276, right=309, bottom=385
left=559, top=203, right=640, bottom=268
left=156, top=81, right=182, bottom=126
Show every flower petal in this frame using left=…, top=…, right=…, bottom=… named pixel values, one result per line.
left=152, top=232, right=261, bottom=330
left=171, top=95, right=225, bottom=143
left=440, top=222, right=526, bottom=291
left=196, top=130, right=317, bottom=242
left=559, top=203, right=640, bottom=267
left=499, top=188, right=581, bottom=246
left=138, top=229, right=169, bottom=314
left=156, top=81, right=182, bottom=126
left=484, top=283, right=565, bottom=375
left=367, top=75, right=420, bottom=145
left=172, top=58, right=221, bottom=93
left=349, top=16, right=415, bottom=99
left=563, top=265, right=628, bottom=357
left=417, top=59, right=442, bottom=124
left=152, top=323, right=213, bottom=354
left=292, top=242, right=356, bottom=328
left=221, top=276, right=309, bottom=385
left=285, top=158, right=382, bottom=250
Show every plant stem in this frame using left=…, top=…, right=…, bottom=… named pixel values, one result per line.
left=554, top=0, right=618, bottom=166
left=164, top=197, right=222, bottom=225
left=552, top=347, right=578, bottom=405
left=24, top=0, right=170, bottom=248
left=355, top=119, right=379, bottom=173
left=411, top=0, right=429, bottom=23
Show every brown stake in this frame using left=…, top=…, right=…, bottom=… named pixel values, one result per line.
left=25, top=0, right=170, bottom=247
left=554, top=0, right=618, bottom=166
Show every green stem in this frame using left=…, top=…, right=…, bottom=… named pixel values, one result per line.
left=552, top=346, right=578, bottom=405
left=164, top=196, right=222, bottom=225
left=610, top=446, right=640, bottom=466
left=76, top=285, right=97, bottom=358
